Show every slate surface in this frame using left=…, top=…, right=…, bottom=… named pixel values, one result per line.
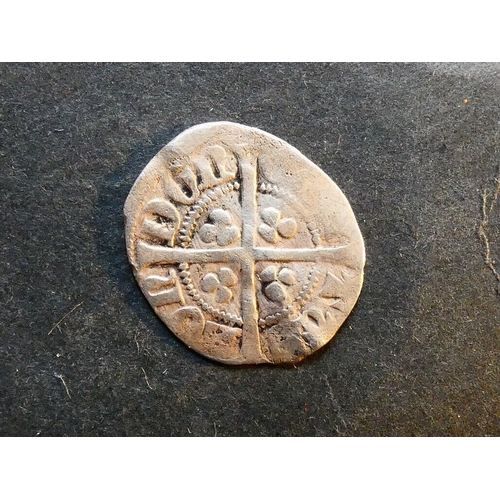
left=1, top=63, right=499, bottom=436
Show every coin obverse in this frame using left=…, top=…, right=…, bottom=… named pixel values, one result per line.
left=124, top=122, right=365, bottom=364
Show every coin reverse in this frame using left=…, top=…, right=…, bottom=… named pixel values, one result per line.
left=124, top=122, right=365, bottom=364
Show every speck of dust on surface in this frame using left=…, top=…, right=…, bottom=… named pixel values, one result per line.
left=478, top=168, right=500, bottom=289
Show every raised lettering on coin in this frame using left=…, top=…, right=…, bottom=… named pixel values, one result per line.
left=124, top=122, right=365, bottom=364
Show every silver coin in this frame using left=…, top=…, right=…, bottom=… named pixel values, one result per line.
left=124, top=122, right=365, bottom=364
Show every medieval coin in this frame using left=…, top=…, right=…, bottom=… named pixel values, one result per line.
left=124, top=122, right=365, bottom=364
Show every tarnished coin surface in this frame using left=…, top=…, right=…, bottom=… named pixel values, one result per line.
left=124, top=122, right=365, bottom=364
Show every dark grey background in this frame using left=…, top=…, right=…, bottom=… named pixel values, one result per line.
left=1, top=63, right=499, bottom=436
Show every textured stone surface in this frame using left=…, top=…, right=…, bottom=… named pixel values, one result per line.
left=1, top=63, right=499, bottom=436
left=124, top=122, right=365, bottom=364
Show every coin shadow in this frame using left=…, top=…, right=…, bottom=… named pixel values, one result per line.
left=93, top=124, right=372, bottom=370
left=93, top=124, right=204, bottom=358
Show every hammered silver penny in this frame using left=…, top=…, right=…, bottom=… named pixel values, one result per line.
left=124, top=122, right=365, bottom=364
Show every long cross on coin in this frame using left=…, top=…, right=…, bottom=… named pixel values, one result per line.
left=135, top=154, right=351, bottom=363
